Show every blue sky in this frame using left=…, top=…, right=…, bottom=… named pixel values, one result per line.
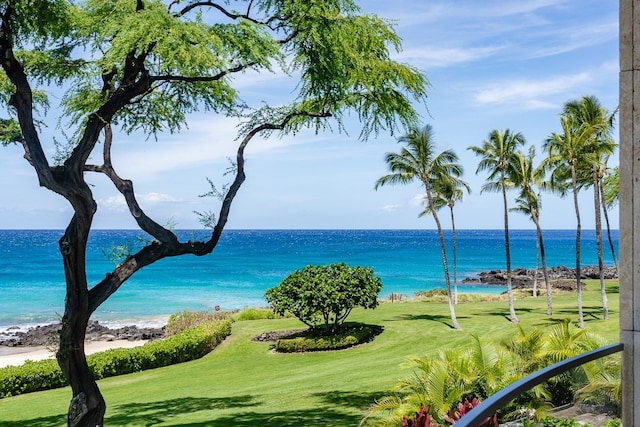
left=0, top=0, right=619, bottom=230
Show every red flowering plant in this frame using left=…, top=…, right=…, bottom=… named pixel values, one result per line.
left=443, top=398, right=499, bottom=427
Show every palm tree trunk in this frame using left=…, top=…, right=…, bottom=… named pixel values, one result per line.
left=599, top=180, right=618, bottom=272
left=426, top=185, right=460, bottom=329
left=501, top=172, right=518, bottom=323
left=571, top=165, right=584, bottom=328
left=449, top=205, right=459, bottom=305
left=533, top=214, right=552, bottom=315
left=533, top=237, right=539, bottom=298
left=593, top=165, right=609, bottom=320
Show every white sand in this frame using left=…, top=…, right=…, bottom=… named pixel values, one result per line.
left=0, top=340, right=148, bottom=368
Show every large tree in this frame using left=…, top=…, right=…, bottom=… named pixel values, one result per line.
left=0, top=1, right=427, bottom=425
left=375, top=125, right=461, bottom=330
left=469, top=129, right=525, bottom=324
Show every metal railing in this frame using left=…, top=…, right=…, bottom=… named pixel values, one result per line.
left=455, top=342, right=624, bottom=427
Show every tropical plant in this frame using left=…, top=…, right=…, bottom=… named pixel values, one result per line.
left=367, top=320, right=610, bottom=427
left=509, top=146, right=553, bottom=314
left=265, top=263, right=382, bottom=334
left=375, top=125, right=462, bottom=329
left=364, top=336, right=510, bottom=425
left=469, top=129, right=526, bottom=323
left=0, top=1, right=427, bottom=424
left=577, top=354, right=621, bottom=415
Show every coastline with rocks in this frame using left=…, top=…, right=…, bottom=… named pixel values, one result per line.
left=462, top=265, right=618, bottom=290
left=0, top=320, right=165, bottom=348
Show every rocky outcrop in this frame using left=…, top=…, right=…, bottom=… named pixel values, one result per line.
left=0, top=320, right=165, bottom=348
left=462, top=265, right=618, bottom=290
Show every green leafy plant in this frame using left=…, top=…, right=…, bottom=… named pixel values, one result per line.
left=166, top=310, right=234, bottom=336
left=235, top=307, right=287, bottom=321
left=265, top=263, right=383, bottom=334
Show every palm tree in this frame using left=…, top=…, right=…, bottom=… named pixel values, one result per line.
left=543, top=115, right=590, bottom=328
left=564, top=95, right=616, bottom=321
left=601, top=166, right=619, bottom=270
left=512, top=149, right=548, bottom=300
left=421, top=174, right=471, bottom=304
left=543, top=96, right=610, bottom=328
left=375, top=125, right=461, bottom=329
left=469, top=129, right=525, bottom=323
left=509, top=146, right=553, bottom=315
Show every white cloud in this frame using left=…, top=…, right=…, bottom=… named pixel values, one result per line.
left=98, top=192, right=180, bottom=212
left=473, top=72, right=593, bottom=108
left=409, top=194, right=426, bottom=208
left=140, top=192, right=181, bottom=204
left=382, top=204, right=400, bottom=212
left=396, top=46, right=505, bottom=69
left=99, top=195, right=127, bottom=212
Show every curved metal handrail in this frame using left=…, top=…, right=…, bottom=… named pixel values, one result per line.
left=455, top=342, right=624, bottom=427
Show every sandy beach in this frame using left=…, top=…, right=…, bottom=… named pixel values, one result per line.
left=0, top=340, right=148, bottom=368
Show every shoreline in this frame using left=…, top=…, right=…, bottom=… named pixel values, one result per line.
left=0, top=339, right=148, bottom=368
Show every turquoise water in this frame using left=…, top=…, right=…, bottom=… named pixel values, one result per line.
left=0, top=229, right=618, bottom=329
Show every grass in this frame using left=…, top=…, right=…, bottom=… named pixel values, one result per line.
left=0, top=281, right=620, bottom=426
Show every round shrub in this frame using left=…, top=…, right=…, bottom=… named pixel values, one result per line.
left=265, top=263, right=383, bottom=334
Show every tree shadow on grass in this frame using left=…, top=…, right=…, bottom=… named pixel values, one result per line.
left=0, top=414, right=65, bottom=427
left=392, top=313, right=470, bottom=329
left=149, top=391, right=382, bottom=426
left=311, top=390, right=386, bottom=411
left=0, top=394, right=372, bottom=427
left=531, top=307, right=612, bottom=327
left=166, top=405, right=367, bottom=427
left=475, top=307, right=536, bottom=322
left=106, top=395, right=257, bottom=426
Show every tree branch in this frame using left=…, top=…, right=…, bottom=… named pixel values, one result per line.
left=0, top=7, right=55, bottom=190
left=88, top=109, right=331, bottom=312
left=151, top=61, right=256, bottom=83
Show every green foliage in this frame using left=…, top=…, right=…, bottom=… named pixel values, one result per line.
left=265, top=263, right=382, bottom=334
left=235, top=307, right=286, bottom=321
left=166, top=310, right=234, bottom=336
left=0, top=319, right=232, bottom=398
left=274, top=323, right=382, bottom=352
left=4, top=0, right=427, bottom=144
left=414, top=289, right=504, bottom=303
left=538, top=416, right=585, bottom=427
left=577, top=353, right=621, bottom=415
left=367, top=321, right=610, bottom=426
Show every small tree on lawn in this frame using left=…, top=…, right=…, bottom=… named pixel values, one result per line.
left=265, top=263, right=382, bottom=334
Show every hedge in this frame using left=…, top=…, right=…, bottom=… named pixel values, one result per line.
left=0, top=319, right=232, bottom=398
left=274, top=323, right=383, bottom=353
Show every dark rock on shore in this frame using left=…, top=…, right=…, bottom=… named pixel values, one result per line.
left=0, top=320, right=165, bottom=348
left=462, top=265, right=618, bottom=290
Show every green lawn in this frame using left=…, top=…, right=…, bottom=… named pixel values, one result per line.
left=0, top=281, right=620, bottom=426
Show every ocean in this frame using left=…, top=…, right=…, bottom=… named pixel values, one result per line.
left=0, top=229, right=618, bottom=331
